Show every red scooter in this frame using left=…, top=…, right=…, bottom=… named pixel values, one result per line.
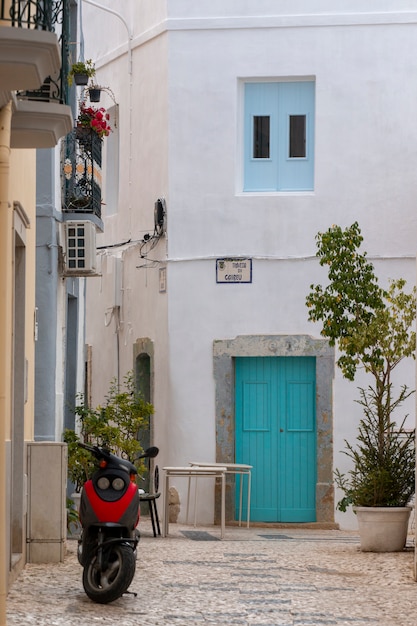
left=77, top=443, right=159, bottom=604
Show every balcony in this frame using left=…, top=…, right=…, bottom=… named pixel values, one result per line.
left=0, top=0, right=73, bottom=148
left=0, top=27, right=60, bottom=98
left=62, top=128, right=102, bottom=220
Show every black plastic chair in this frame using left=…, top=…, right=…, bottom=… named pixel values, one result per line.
left=140, top=464, right=161, bottom=537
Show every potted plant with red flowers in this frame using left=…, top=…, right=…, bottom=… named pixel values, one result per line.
left=76, top=102, right=112, bottom=139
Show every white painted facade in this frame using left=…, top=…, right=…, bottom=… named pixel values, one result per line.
left=82, top=1, right=417, bottom=530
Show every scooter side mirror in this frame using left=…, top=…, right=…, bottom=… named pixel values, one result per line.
left=144, top=446, right=159, bottom=459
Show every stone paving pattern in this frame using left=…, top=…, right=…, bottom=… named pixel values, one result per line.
left=6, top=521, right=417, bottom=625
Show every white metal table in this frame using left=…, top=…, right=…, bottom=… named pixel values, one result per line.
left=162, top=466, right=227, bottom=539
left=189, top=462, right=252, bottom=528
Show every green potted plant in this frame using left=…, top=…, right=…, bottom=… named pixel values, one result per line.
left=306, top=222, right=416, bottom=551
left=86, top=83, right=116, bottom=104
left=68, top=59, right=96, bottom=87
left=64, top=371, right=153, bottom=497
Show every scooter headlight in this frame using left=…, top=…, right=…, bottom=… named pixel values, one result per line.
left=97, top=477, right=110, bottom=490
left=112, top=477, right=125, bottom=491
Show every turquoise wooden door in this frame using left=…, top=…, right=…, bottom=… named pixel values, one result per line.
left=235, top=356, right=316, bottom=522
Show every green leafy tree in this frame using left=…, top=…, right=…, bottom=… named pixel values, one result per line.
left=306, top=222, right=416, bottom=509
left=64, top=371, right=153, bottom=492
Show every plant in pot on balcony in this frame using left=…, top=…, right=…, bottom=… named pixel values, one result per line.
left=63, top=372, right=153, bottom=515
left=306, top=222, right=416, bottom=552
left=76, top=102, right=112, bottom=139
left=68, top=59, right=96, bottom=87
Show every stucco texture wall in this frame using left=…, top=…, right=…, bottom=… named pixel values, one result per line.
left=83, top=3, right=417, bottom=530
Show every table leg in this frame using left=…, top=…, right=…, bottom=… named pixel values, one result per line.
left=194, top=477, right=198, bottom=527
left=238, top=472, right=243, bottom=527
left=185, top=475, right=198, bottom=526
left=220, top=472, right=225, bottom=539
left=246, top=471, right=251, bottom=529
left=186, top=475, right=191, bottom=524
left=163, top=473, right=169, bottom=537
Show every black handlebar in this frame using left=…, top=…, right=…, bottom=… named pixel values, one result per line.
left=78, top=442, right=98, bottom=453
left=78, top=442, right=159, bottom=466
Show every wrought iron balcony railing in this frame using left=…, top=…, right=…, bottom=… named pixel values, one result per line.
left=63, top=128, right=102, bottom=219
left=4, top=0, right=71, bottom=105
left=1, top=0, right=56, bottom=30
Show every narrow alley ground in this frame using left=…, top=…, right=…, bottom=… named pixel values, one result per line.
left=7, top=521, right=417, bottom=626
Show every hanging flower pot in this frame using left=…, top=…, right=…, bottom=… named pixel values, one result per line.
left=74, top=73, right=89, bottom=86
left=68, top=60, right=96, bottom=87
left=88, top=87, right=102, bottom=103
left=76, top=103, right=112, bottom=139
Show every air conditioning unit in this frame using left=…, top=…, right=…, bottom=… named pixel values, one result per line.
left=63, top=221, right=97, bottom=275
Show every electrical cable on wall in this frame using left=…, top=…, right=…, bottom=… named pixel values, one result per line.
left=136, top=197, right=167, bottom=268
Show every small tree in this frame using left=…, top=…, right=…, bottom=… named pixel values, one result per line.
left=306, top=222, right=416, bottom=509
left=64, top=371, right=153, bottom=492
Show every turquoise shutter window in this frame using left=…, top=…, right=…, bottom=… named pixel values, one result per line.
left=243, top=81, right=315, bottom=191
left=278, top=81, right=315, bottom=191
left=244, top=82, right=278, bottom=191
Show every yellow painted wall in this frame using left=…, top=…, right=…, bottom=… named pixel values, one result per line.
left=9, top=149, right=36, bottom=442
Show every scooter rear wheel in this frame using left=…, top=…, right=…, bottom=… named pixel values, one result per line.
left=82, top=543, right=136, bottom=604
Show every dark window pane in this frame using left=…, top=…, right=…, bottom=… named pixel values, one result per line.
left=289, top=115, right=306, bottom=158
left=253, top=115, right=270, bottom=158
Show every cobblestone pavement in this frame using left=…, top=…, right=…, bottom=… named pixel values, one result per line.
left=6, top=520, right=417, bottom=626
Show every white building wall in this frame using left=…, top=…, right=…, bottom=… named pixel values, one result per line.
left=83, top=1, right=417, bottom=530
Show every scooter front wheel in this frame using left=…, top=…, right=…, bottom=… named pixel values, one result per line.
left=82, top=543, right=136, bottom=604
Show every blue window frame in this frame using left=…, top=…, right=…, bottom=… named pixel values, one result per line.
left=243, top=81, right=315, bottom=192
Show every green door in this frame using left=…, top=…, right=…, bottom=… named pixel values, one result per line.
left=235, top=356, right=316, bottom=522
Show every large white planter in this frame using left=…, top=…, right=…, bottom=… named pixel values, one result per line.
left=354, top=506, right=412, bottom=552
